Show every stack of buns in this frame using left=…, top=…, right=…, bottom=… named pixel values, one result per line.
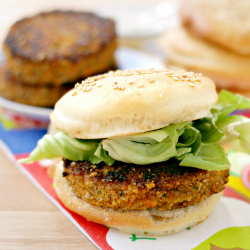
left=0, top=10, right=117, bottom=107
left=162, top=0, right=250, bottom=96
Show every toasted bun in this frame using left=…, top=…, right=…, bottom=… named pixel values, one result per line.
left=51, top=68, right=217, bottom=139
left=54, top=161, right=223, bottom=236
left=163, top=27, right=250, bottom=91
left=180, top=0, right=250, bottom=55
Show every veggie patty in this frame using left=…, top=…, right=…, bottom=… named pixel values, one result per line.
left=63, top=158, right=229, bottom=210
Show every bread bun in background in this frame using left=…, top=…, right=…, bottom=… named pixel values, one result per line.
left=159, top=0, right=250, bottom=96
left=163, top=27, right=250, bottom=92
left=180, top=0, right=250, bottom=55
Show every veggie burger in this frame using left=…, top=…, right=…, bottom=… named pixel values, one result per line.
left=21, top=68, right=250, bottom=235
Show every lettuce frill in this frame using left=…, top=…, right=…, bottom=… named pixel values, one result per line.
left=19, top=91, right=250, bottom=171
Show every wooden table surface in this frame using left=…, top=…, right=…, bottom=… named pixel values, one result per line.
left=0, top=0, right=165, bottom=249
left=0, top=146, right=98, bottom=249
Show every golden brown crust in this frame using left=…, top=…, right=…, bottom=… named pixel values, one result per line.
left=0, top=65, right=71, bottom=107
left=4, top=10, right=117, bottom=85
left=0, top=62, right=116, bottom=107
left=54, top=161, right=224, bottom=236
left=180, top=0, right=250, bottom=55
left=63, top=159, right=229, bottom=211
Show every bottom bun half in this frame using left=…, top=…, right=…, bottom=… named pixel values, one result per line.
left=54, top=161, right=223, bottom=236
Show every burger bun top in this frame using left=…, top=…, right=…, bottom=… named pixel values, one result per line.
left=51, top=68, right=217, bottom=139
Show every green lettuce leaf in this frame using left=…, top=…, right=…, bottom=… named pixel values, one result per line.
left=19, top=132, right=103, bottom=164
left=230, top=121, right=250, bottom=152
left=193, top=116, right=224, bottom=144
left=94, top=143, right=115, bottom=165
left=212, top=90, right=250, bottom=116
left=102, top=136, right=176, bottom=165
left=180, top=145, right=230, bottom=170
left=19, top=90, right=250, bottom=171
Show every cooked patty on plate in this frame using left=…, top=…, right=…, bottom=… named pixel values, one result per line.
left=4, top=10, right=117, bottom=85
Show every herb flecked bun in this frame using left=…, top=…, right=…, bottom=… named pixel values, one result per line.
left=51, top=68, right=217, bottom=139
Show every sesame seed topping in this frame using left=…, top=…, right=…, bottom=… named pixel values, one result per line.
left=74, top=68, right=203, bottom=94
left=75, top=84, right=82, bottom=90
left=72, top=91, right=78, bottom=96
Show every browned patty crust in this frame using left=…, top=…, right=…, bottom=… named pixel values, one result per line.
left=0, top=63, right=116, bottom=107
left=63, top=159, right=229, bottom=211
left=4, top=10, right=117, bottom=85
left=0, top=65, right=70, bottom=107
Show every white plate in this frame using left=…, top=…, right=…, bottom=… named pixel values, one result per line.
left=0, top=47, right=165, bottom=127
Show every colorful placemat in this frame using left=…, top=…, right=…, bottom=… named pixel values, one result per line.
left=0, top=122, right=46, bottom=154
left=0, top=106, right=50, bottom=129
left=1, top=139, right=250, bottom=250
